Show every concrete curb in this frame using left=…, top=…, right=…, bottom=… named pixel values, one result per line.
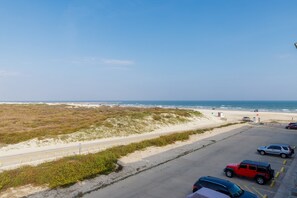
left=273, top=153, right=297, bottom=198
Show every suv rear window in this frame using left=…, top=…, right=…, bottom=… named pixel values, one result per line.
left=282, top=146, right=288, bottom=150
left=249, top=165, right=256, bottom=170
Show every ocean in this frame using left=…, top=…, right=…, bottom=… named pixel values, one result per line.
left=73, top=101, right=297, bottom=113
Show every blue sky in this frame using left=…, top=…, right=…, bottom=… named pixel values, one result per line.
left=0, top=0, right=297, bottom=101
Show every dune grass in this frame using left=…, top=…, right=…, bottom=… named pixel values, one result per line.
left=0, top=104, right=202, bottom=144
left=0, top=122, right=240, bottom=192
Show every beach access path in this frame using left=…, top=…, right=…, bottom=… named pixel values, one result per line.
left=0, top=115, right=224, bottom=171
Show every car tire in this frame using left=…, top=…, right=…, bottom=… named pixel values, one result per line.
left=225, top=170, right=233, bottom=178
left=256, top=176, right=265, bottom=185
left=260, top=151, right=265, bottom=155
left=280, top=153, right=287, bottom=158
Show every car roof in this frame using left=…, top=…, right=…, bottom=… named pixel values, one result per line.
left=269, top=143, right=290, bottom=147
left=187, top=187, right=230, bottom=198
left=241, top=160, right=270, bottom=167
left=199, top=176, right=234, bottom=188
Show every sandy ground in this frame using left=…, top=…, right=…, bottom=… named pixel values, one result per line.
left=0, top=109, right=297, bottom=197
left=2, top=108, right=296, bottom=155
left=0, top=110, right=221, bottom=156
left=199, top=108, right=297, bottom=122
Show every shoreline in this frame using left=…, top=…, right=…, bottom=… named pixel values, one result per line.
left=1, top=101, right=297, bottom=113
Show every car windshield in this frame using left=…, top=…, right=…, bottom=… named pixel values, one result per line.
left=229, top=184, right=244, bottom=197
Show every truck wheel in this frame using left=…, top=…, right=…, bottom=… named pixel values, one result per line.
left=260, top=151, right=265, bottom=155
left=225, top=170, right=233, bottom=178
left=256, top=176, right=265, bottom=185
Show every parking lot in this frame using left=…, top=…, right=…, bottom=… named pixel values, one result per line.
left=225, top=147, right=294, bottom=198
left=85, top=125, right=297, bottom=198
left=181, top=125, right=297, bottom=198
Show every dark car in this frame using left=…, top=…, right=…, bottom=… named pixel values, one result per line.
left=289, top=122, right=297, bottom=125
left=242, top=117, right=252, bottom=122
left=192, top=176, right=258, bottom=197
left=286, top=123, right=297, bottom=130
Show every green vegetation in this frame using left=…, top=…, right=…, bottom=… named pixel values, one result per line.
left=0, top=104, right=202, bottom=144
left=0, top=122, right=240, bottom=192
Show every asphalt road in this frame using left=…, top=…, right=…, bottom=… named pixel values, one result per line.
left=85, top=125, right=297, bottom=198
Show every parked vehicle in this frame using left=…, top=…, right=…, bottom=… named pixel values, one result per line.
left=224, top=160, right=274, bottom=185
left=288, top=122, right=297, bottom=126
left=242, top=117, right=252, bottom=122
left=186, top=187, right=229, bottom=198
left=192, top=176, right=258, bottom=197
left=257, top=143, right=294, bottom=158
left=285, top=123, right=297, bottom=130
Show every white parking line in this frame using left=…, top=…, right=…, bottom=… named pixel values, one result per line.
left=252, top=186, right=264, bottom=198
left=243, top=184, right=253, bottom=194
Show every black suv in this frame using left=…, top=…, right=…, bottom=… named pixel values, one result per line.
left=192, top=176, right=258, bottom=197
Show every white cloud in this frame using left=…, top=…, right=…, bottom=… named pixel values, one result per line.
left=67, top=57, right=99, bottom=65
left=53, top=57, right=136, bottom=69
left=102, top=59, right=134, bottom=66
left=0, top=70, right=19, bottom=77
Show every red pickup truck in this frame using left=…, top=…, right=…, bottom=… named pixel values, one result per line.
left=224, top=160, right=274, bottom=185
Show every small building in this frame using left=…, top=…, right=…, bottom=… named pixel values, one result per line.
left=218, top=112, right=224, bottom=118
